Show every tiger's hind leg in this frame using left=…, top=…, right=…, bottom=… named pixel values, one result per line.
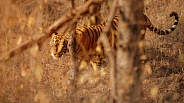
left=91, top=54, right=108, bottom=69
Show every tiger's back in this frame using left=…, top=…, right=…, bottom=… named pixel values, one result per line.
left=50, top=12, right=179, bottom=61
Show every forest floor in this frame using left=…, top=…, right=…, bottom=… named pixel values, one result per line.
left=0, top=0, right=184, bottom=103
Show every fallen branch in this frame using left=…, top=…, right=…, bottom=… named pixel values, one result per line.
left=0, top=0, right=105, bottom=62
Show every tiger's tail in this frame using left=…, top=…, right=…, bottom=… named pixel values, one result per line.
left=147, top=11, right=179, bottom=35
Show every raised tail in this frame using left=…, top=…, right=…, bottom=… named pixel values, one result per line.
left=147, top=11, right=179, bottom=35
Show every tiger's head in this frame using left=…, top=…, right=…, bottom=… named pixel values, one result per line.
left=50, top=33, right=68, bottom=59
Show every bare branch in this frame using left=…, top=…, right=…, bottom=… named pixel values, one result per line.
left=98, top=0, right=118, bottom=101
left=0, top=0, right=105, bottom=62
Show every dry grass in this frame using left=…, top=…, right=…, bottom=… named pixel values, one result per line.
left=0, top=0, right=184, bottom=102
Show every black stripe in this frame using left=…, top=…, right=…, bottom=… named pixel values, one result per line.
left=77, top=29, right=85, bottom=36
left=154, top=28, right=158, bottom=32
left=171, top=28, right=175, bottom=31
left=77, top=47, right=82, bottom=56
left=91, top=26, right=99, bottom=41
left=98, top=25, right=103, bottom=32
left=83, top=27, right=91, bottom=51
left=73, top=39, right=80, bottom=55
left=77, top=28, right=89, bottom=51
left=74, top=30, right=81, bottom=52
left=74, top=38, right=83, bottom=56
left=161, top=31, right=165, bottom=35
left=166, top=30, right=170, bottom=34
left=96, top=26, right=102, bottom=37
left=175, top=17, right=179, bottom=20
left=174, top=22, right=178, bottom=25
left=103, top=22, right=106, bottom=26
left=76, top=43, right=80, bottom=53
left=94, top=27, right=100, bottom=40
left=157, top=30, right=160, bottom=34
left=149, top=26, right=154, bottom=31
left=112, top=21, right=117, bottom=30
left=83, top=27, right=90, bottom=38
left=112, top=20, right=118, bottom=26
left=146, top=12, right=179, bottom=35
left=81, top=55, right=85, bottom=60
left=88, top=27, right=95, bottom=44
left=113, top=17, right=119, bottom=22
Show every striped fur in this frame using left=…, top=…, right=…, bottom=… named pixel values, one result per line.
left=145, top=12, right=179, bottom=35
left=50, top=12, right=179, bottom=60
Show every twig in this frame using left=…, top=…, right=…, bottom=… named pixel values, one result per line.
left=0, top=0, right=105, bottom=62
left=98, top=0, right=118, bottom=101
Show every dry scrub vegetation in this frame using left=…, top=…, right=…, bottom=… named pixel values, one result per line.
left=0, top=0, right=184, bottom=103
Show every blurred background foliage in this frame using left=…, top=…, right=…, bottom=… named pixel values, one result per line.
left=0, top=0, right=183, bottom=102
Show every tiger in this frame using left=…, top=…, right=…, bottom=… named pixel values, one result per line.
left=50, top=12, right=179, bottom=61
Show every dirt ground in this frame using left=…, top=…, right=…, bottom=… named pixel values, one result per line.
left=0, top=0, right=184, bottom=103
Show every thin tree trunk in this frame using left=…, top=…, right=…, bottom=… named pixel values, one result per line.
left=116, top=0, right=145, bottom=102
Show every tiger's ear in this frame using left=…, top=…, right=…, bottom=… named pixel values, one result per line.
left=51, top=32, right=58, bottom=37
left=54, top=32, right=58, bottom=35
